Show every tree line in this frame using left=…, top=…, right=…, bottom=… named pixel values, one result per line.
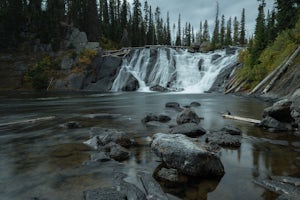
left=247, top=0, right=300, bottom=66
left=0, top=0, right=246, bottom=50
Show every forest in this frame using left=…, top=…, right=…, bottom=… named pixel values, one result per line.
left=0, top=0, right=246, bottom=50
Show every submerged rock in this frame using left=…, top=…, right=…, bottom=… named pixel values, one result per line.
left=205, top=131, right=242, bottom=148
left=260, top=116, right=293, bottom=132
left=153, top=165, right=188, bottom=187
left=85, top=127, right=134, bottom=149
left=165, top=102, right=183, bottom=112
left=254, top=176, right=300, bottom=200
left=169, top=123, right=206, bottom=138
left=84, top=188, right=127, bottom=200
left=138, top=171, right=170, bottom=200
left=221, top=125, right=242, bottom=135
left=150, top=85, right=170, bottom=92
left=176, top=108, right=202, bottom=125
left=151, top=133, right=225, bottom=177
left=105, top=142, right=130, bottom=162
left=141, top=113, right=171, bottom=123
left=60, top=121, right=81, bottom=129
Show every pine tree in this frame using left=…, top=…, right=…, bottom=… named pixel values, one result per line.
left=266, top=9, right=277, bottom=44
left=225, top=17, right=232, bottom=45
left=202, top=20, right=210, bottom=42
left=211, top=1, right=220, bottom=49
left=86, top=0, right=100, bottom=41
left=220, top=15, right=225, bottom=47
left=251, top=0, right=267, bottom=65
left=132, top=0, right=142, bottom=46
left=240, top=8, right=246, bottom=46
left=166, top=12, right=171, bottom=45
left=233, top=16, right=239, bottom=45
left=175, top=14, right=181, bottom=46
left=276, top=0, right=298, bottom=32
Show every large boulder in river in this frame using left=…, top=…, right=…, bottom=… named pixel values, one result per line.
left=291, top=89, right=300, bottom=131
left=151, top=133, right=225, bottom=177
left=121, top=74, right=139, bottom=91
left=263, top=99, right=293, bottom=123
left=176, top=108, right=202, bottom=125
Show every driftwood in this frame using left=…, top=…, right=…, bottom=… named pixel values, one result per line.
left=222, top=114, right=261, bottom=124
left=0, top=116, right=56, bottom=127
left=249, top=46, right=300, bottom=95
left=47, top=77, right=54, bottom=91
left=263, top=46, right=300, bottom=94
left=103, top=48, right=131, bottom=58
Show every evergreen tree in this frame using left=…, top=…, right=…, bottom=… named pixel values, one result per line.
left=240, top=8, right=246, bottom=46
left=276, top=0, right=298, bottom=32
left=175, top=14, right=181, bottom=46
left=266, top=9, right=277, bottom=44
left=251, top=0, right=267, bottom=65
left=86, top=0, right=100, bottom=41
left=225, top=17, right=232, bottom=45
left=211, top=1, right=220, bottom=49
left=233, top=16, right=239, bottom=45
left=202, top=20, right=210, bottom=42
left=166, top=12, right=171, bottom=45
left=220, top=15, right=225, bottom=47
left=132, top=0, right=142, bottom=46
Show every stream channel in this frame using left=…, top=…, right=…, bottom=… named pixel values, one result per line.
left=0, top=91, right=300, bottom=200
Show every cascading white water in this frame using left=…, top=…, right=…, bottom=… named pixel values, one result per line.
left=111, top=47, right=238, bottom=93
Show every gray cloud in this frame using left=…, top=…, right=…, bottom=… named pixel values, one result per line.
left=128, top=0, right=274, bottom=38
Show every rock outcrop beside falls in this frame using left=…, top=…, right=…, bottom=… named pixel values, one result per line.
left=259, top=88, right=300, bottom=133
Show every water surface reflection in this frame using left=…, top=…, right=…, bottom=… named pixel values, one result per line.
left=0, top=92, right=299, bottom=200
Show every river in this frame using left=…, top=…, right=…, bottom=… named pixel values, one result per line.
left=0, top=91, right=299, bottom=200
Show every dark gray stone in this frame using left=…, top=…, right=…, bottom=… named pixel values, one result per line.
left=105, top=143, right=130, bottom=161
left=61, top=121, right=81, bottom=129
left=90, top=152, right=111, bottom=162
left=113, top=173, right=146, bottom=200
left=84, top=127, right=133, bottom=149
left=84, top=188, right=126, bottom=200
left=61, top=56, right=74, bottom=70
left=198, top=59, right=204, bottom=71
left=291, top=89, right=300, bottom=132
left=68, top=73, right=85, bottom=90
left=221, top=125, right=242, bottom=135
left=211, top=54, right=222, bottom=63
left=65, top=27, right=88, bottom=53
left=169, top=123, right=206, bottom=138
left=151, top=133, right=225, bottom=177
left=225, top=47, right=237, bottom=55
left=121, top=74, right=139, bottom=91
left=260, top=116, right=293, bottom=132
left=190, top=101, right=201, bottom=107
left=263, top=99, right=293, bottom=123
left=138, top=171, right=169, bottom=200
left=254, top=176, right=300, bottom=200
left=142, top=113, right=171, bottom=123
left=165, top=102, right=183, bottom=112
left=176, top=108, right=202, bottom=125
left=205, top=131, right=242, bottom=148
left=150, top=85, right=170, bottom=92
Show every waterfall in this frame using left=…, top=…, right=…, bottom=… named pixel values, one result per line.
left=111, top=47, right=238, bottom=93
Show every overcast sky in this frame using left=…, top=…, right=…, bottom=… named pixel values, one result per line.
left=128, top=0, right=275, bottom=38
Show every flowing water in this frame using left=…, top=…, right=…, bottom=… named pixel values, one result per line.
left=0, top=91, right=300, bottom=200
left=111, top=48, right=238, bottom=93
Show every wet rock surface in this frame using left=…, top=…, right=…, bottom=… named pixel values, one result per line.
left=254, top=176, right=300, bottom=200
left=176, top=108, right=202, bottom=125
left=205, top=131, right=242, bottom=148
left=169, top=123, right=206, bottom=137
left=151, top=133, right=224, bottom=177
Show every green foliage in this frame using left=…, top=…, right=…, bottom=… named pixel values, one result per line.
left=25, top=57, right=55, bottom=90
left=78, top=48, right=98, bottom=65
left=99, top=36, right=119, bottom=50
left=237, top=27, right=299, bottom=90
